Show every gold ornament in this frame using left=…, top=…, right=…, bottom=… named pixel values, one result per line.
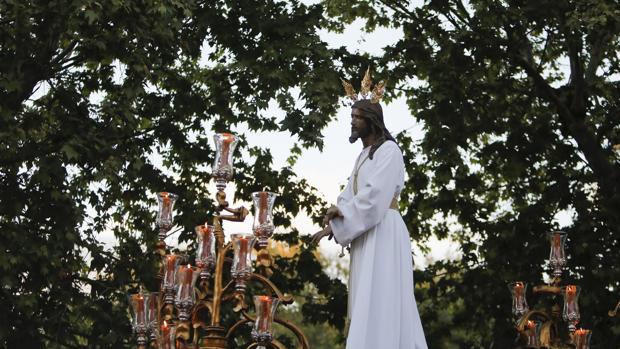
left=341, top=67, right=386, bottom=104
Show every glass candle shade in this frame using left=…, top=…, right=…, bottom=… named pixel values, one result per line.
left=159, top=320, right=176, bottom=349
left=129, top=292, right=150, bottom=346
left=573, top=328, right=591, bottom=349
left=146, top=292, right=160, bottom=342
left=251, top=295, right=280, bottom=349
left=231, top=234, right=256, bottom=292
left=156, top=192, right=179, bottom=239
left=175, top=264, right=200, bottom=321
left=162, top=254, right=183, bottom=304
left=212, top=133, right=239, bottom=190
left=563, top=285, right=581, bottom=332
left=548, top=231, right=567, bottom=279
left=252, top=192, right=277, bottom=248
left=195, top=224, right=216, bottom=280
left=523, top=320, right=540, bottom=348
left=508, top=281, right=529, bottom=321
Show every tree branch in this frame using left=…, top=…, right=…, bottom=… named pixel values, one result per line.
left=504, top=23, right=620, bottom=201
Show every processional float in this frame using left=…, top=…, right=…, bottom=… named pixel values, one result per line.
left=128, top=133, right=310, bottom=349
left=508, top=231, right=592, bottom=348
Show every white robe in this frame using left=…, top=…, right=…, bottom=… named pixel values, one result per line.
left=330, top=141, right=428, bottom=349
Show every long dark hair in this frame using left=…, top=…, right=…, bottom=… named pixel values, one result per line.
left=351, top=100, right=397, bottom=159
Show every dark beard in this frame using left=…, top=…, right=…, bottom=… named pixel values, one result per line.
left=349, top=126, right=370, bottom=143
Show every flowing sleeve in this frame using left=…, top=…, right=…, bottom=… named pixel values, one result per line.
left=330, top=142, right=404, bottom=246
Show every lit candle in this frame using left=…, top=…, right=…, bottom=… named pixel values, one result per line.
left=515, top=282, right=524, bottom=297
left=237, top=236, right=248, bottom=271
left=574, top=328, right=591, bottom=349
left=135, top=294, right=145, bottom=323
left=258, top=192, right=268, bottom=224
left=566, top=285, right=576, bottom=302
left=161, top=321, right=171, bottom=349
left=161, top=192, right=171, bottom=220
left=258, top=296, right=272, bottom=331
left=219, top=133, right=233, bottom=167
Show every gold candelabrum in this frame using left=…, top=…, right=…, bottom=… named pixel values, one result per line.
left=509, top=231, right=592, bottom=349
left=128, top=133, right=310, bottom=349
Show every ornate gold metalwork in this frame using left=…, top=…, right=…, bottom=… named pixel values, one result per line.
left=149, top=187, right=309, bottom=349
left=341, top=67, right=386, bottom=104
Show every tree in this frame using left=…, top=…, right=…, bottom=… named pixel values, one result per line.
left=0, top=1, right=349, bottom=347
left=323, top=0, right=620, bottom=347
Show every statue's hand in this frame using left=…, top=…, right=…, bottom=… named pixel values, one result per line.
left=310, top=225, right=333, bottom=246
left=322, top=205, right=343, bottom=226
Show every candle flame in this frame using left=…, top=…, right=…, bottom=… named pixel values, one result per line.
left=260, top=295, right=270, bottom=301
left=162, top=320, right=168, bottom=329
left=575, top=328, right=586, bottom=335
left=527, top=320, right=535, bottom=329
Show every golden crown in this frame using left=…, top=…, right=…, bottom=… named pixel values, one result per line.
left=341, top=68, right=386, bottom=104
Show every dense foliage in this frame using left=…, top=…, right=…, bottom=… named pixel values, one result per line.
left=3, top=0, right=620, bottom=348
left=0, top=0, right=347, bottom=347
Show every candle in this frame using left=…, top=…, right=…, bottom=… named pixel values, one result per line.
left=258, top=192, right=268, bottom=224
left=258, top=296, right=272, bottom=331
left=574, top=328, right=591, bottom=349
left=515, top=282, right=524, bottom=297
left=181, top=264, right=193, bottom=299
left=161, top=321, right=171, bottom=349
left=219, top=133, right=233, bottom=167
left=165, top=255, right=176, bottom=285
left=237, top=236, right=248, bottom=271
left=566, top=285, right=577, bottom=302
left=134, top=294, right=145, bottom=324
left=161, top=192, right=171, bottom=220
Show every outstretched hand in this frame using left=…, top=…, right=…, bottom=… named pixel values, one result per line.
left=311, top=225, right=333, bottom=246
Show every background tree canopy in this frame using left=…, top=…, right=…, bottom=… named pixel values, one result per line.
left=2, top=0, right=620, bottom=348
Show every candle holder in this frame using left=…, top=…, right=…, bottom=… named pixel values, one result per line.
left=195, top=224, right=216, bottom=280
left=212, top=133, right=238, bottom=191
left=508, top=281, right=529, bottom=322
left=548, top=231, right=567, bottom=281
left=156, top=192, right=179, bottom=240
left=572, top=328, right=591, bottom=349
left=251, top=295, right=280, bottom=349
left=563, top=285, right=580, bottom=332
left=231, top=234, right=256, bottom=293
left=161, top=254, right=183, bottom=305
left=175, top=264, right=200, bottom=321
left=252, top=191, right=277, bottom=249
left=508, top=231, right=592, bottom=348
left=128, top=291, right=150, bottom=348
left=146, top=292, right=160, bottom=344
left=128, top=130, right=310, bottom=349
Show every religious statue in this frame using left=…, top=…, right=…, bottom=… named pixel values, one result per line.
left=312, top=68, right=428, bottom=349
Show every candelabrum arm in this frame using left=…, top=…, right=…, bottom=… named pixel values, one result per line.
left=225, top=311, right=310, bottom=349
left=211, top=241, right=232, bottom=326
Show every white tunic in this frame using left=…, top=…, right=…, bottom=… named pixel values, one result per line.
left=330, top=141, right=428, bottom=349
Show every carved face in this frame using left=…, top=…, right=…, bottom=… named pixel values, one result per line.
left=349, top=108, right=371, bottom=143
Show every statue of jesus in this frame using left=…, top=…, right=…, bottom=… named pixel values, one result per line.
left=312, top=75, right=428, bottom=349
